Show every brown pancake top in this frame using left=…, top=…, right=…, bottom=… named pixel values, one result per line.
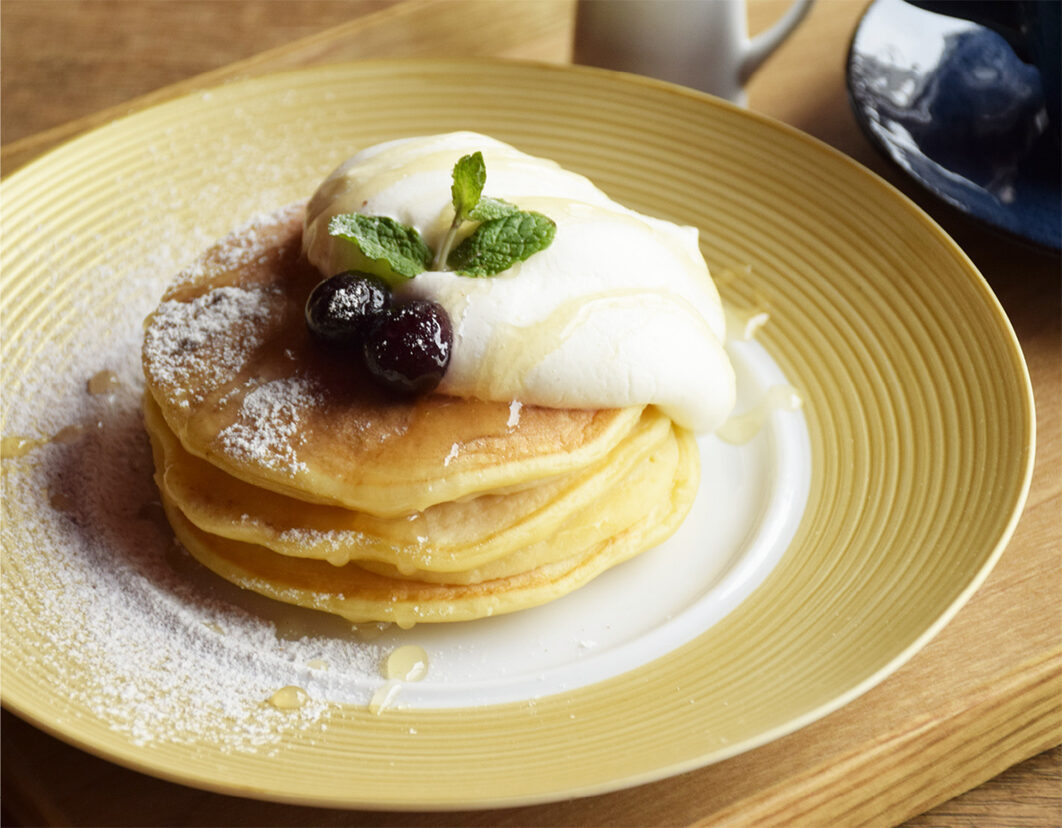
left=142, top=204, right=643, bottom=516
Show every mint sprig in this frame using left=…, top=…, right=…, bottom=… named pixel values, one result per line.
left=442, top=152, right=555, bottom=276
left=328, top=151, right=555, bottom=281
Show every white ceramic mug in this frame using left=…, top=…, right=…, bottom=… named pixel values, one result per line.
left=573, top=0, right=815, bottom=104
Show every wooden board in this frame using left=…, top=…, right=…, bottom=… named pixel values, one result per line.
left=1, top=1, right=1059, bottom=824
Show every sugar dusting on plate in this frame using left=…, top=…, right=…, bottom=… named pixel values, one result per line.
left=1, top=206, right=391, bottom=753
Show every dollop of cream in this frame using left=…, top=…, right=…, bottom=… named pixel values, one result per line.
left=303, top=132, right=734, bottom=433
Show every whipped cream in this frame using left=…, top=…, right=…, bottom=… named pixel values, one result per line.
left=303, top=132, right=734, bottom=433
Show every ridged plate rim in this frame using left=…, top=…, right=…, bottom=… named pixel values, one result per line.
left=0, top=58, right=1035, bottom=809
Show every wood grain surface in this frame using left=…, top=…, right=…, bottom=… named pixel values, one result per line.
left=2, top=1, right=1059, bottom=825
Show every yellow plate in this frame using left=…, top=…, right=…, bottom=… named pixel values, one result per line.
left=0, top=60, right=1034, bottom=808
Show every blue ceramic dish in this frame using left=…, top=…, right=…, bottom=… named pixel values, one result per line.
left=847, top=0, right=1060, bottom=251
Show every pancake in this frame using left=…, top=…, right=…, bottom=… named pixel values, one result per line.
left=142, top=204, right=645, bottom=517
left=145, top=392, right=675, bottom=575
left=159, top=427, right=699, bottom=626
left=351, top=428, right=685, bottom=584
left=142, top=184, right=711, bottom=623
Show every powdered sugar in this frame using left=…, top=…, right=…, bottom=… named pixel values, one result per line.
left=143, top=285, right=278, bottom=406
left=1, top=206, right=393, bottom=753
left=217, top=376, right=320, bottom=475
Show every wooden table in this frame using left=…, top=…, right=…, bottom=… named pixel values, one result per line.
left=2, top=1, right=1059, bottom=824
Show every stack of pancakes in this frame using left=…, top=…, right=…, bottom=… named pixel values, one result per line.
left=142, top=205, right=699, bottom=626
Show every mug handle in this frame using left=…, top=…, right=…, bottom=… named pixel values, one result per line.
left=739, top=0, right=816, bottom=84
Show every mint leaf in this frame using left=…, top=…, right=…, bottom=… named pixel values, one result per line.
left=448, top=211, right=556, bottom=277
left=469, top=197, right=519, bottom=221
left=328, top=214, right=431, bottom=280
left=451, top=152, right=486, bottom=222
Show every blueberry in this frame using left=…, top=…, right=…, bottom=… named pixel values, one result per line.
left=363, top=300, right=453, bottom=394
left=305, top=271, right=390, bottom=345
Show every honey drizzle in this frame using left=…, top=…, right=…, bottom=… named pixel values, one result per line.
left=2, top=422, right=99, bottom=460
left=87, top=370, right=120, bottom=395
left=385, top=645, right=428, bottom=682
left=52, top=424, right=87, bottom=444
left=1, top=435, right=49, bottom=459
left=368, top=682, right=402, bottom=715
left=716, top=385, right=803, bottom=445
left=369, top=645, right=429, bottom=715
left=725, top=305, right=770, bottom=342
left=4, top=368, right=118, bottom=460
left=353, top=622, right=392, bottom=642
left=267, top=685, right=309, bottom=710
left=49, top=491, right=76, bottom=512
